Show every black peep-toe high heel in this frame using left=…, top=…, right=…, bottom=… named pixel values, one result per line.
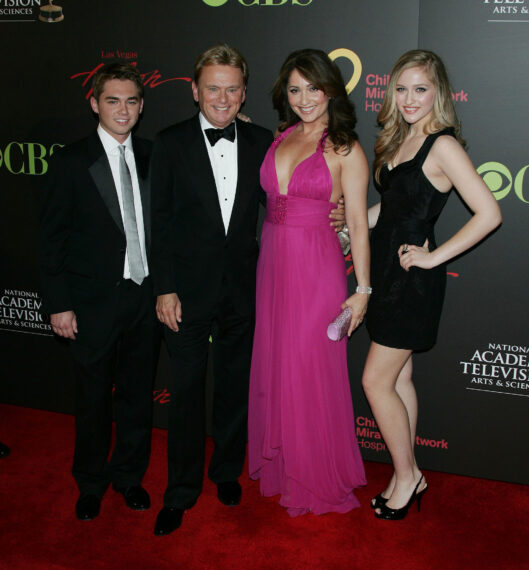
left=375, top=475, right=426, bottom=521
left=370, top=493, right=388, bottom=510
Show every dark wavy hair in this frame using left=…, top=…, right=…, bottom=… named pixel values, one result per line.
left=272, top=49, right=358, bottom=153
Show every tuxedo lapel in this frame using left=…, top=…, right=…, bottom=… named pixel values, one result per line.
left=227, top=120, right=254, bottom=237
left=133, top=137, right=151, bottom=247
left=186, top=116, right=225, bottom=232
left=87, top=134, right=124, bottom=234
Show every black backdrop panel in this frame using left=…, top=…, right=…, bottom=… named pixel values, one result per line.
left=0, top=0, right=527, bottom=484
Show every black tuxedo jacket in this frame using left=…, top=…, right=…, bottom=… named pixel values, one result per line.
left=150, top=115, right=273, bottom=320
left=39, top=132, right=153, bottom=351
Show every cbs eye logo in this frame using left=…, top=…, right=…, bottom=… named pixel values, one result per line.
left=478, top=162, right=529, bottom=203
left=202, top=0, right=313, bottom=5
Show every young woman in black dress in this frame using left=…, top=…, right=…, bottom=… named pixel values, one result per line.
left=362, top=50, right=502, bottom=520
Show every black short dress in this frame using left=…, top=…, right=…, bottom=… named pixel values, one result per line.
left=366, top=128, right=454, bottom=350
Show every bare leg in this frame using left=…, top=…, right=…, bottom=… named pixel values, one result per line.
left=375, top=357, right=417, bottom=501
left=362, top=342, right=424, bottom=510
left=397, top=358, right=417, bottom=447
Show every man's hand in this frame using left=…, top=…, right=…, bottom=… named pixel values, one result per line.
left=50, top=311, right=78, bottom=340
left=156, top=293, right=182, bottom=332
left=329, top=197, right=346, bottom=232
left=236, top=112, right=252, bottom=123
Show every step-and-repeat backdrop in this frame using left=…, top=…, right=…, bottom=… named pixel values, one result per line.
left=1, top=0, right=527, bottom=484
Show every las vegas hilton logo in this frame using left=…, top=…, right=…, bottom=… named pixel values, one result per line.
left=39, top=0, right=64, bottom=22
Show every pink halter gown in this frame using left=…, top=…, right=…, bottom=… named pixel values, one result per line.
left=248, top=125, right=366, bottom=516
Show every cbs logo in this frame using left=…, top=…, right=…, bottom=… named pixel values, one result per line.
left=478, top=162, right=528, bottom=203
left=0, top=142, right=64, bottom=175
left=203, top=0, right=312, bottom=6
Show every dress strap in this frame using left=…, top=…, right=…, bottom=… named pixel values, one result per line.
left=318, top=129, right=329, bottom=152
left=272, top=123, right=298, bottom=148
left=415, top=127, right=455, bottom=166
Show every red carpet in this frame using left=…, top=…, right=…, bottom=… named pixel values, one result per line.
left=0, top=403, right=528, bottom=569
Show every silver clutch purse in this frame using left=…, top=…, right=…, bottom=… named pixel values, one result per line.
left=337, top=223, right=350, bottom=255
left=327, top=307, right=352, bottom=341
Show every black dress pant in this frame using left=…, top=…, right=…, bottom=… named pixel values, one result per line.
left=163, top=292, right=253, bottom=509
left=71, top=278, right=159, bottom=497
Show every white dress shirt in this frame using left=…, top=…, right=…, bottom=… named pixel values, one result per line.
left=199, top=113, right=238, bottom=234
left=97, top=125, right=149, bottom=279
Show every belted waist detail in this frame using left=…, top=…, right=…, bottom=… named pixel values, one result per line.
left=266, top=194, right=336, bottom=227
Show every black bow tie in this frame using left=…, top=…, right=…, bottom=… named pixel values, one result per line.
left=205, top=122, right=236, bottom=146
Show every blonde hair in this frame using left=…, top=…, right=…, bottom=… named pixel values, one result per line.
left=374, top=50, right=465, bottom=183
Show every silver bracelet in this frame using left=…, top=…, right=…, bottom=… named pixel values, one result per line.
left=355, top=286, right=372, bottom=294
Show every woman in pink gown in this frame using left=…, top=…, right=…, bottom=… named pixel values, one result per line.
left=249, top=49, right=370, bottom=516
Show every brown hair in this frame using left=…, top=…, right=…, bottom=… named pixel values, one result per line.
left=91, top=62, right=144, bottom=101
left=194, top=44, right=249, bottom=85
left=271, top=48, right=358, bottom=154
left=374, top=49, right=465, bottom=183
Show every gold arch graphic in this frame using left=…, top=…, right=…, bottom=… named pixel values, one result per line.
left=328, top=48, right=362, bottom=94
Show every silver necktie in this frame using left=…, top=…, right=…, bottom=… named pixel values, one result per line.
left=118, top=145, right=145, bottom=285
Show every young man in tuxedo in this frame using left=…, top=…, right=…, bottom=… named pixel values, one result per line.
left=150, top=44, right=345, bottom=536
left=39, top=63, right=158, bottom=521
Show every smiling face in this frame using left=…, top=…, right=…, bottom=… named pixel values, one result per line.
left=192, top=64, right=246, bottom=128
left=395, top=66, right=436, bottom=128
left=286, top=68, right=329, bottom=125
left=90, top=78, right=143, bottom=143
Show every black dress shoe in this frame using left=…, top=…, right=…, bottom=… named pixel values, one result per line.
left=115, top=485, right=150, bottom=510
left=154, top=506, right=184, bottom=536
left=0, top=442, right=10, bottom=458
left=217, top=481, right=242, bottom=506
left=75, top=494, right=101, bottom=521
